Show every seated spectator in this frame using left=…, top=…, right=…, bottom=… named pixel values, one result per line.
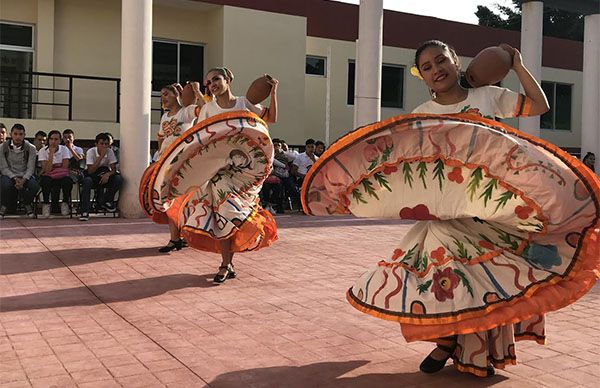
left=33, top=131, right=47, bottom=176
left=280, top=139, right=298, bottom=162
left=0, top=123, right=6, bottom=144
left=105, top=132, right=120, bottom=170
left=38, top=130, right=73, bottom=217
left=292, top=138, right=318, bottom=185
left=33, top=130, right=47, bottom=151
left=582, top=152, right=596, bottom=173
left=0, top=123, right=38, bottom=218
left=79, top=132, right=123, bottom=221
left=62, top=128, right=85, bottom=182
left=315, top=140, right=326, bottom=157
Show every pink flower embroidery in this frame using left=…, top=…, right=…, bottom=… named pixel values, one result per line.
left=448, top=167, right=464, bottom=184
left=375, top=135, right=393, bottom=151
left=392, top=249, right=405, bottom=260
left=383, top=165, right=398, bottom=175
left=399, top=204, right=439, bottom=220
left=363, top=144, right=379, bottom=162
left=430, top=247, right=446, bottom=262
left=479, top=240, right=494, bottom=250
left=432, top=268, right=460, bottom=302
left=515, top=205, right=533, bottom=220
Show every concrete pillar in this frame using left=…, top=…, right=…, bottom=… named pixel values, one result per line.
left=354, top=0, right=383, bottom=129
left=36, top=0, right=55, bottom=119
left=581, top=13, right=600, bottom=172
left=119, top=0, right=152, bottom=218
left=518, top=1, right=543, bottom=137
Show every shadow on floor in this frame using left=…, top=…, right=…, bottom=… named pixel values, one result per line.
left=275, top=216, right=414, bottom=229
left=0, top=273, right=216, bottom=312
left=0, top=247, right=169, bottom=275
left=208, top=360, right=508, bottom=388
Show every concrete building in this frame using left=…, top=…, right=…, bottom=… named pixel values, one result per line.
left=0, top=0, right=591, bottom=148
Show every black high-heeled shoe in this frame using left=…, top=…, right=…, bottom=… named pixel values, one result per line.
left=159, top=239, right=183, bottom=253
left=213, top=264, right=236, bottom=284
left=419, top=343, right=456, bottom=374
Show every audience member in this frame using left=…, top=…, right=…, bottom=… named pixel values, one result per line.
left=281, top=139, right=298, bottom=161
left=38, top=130, right=72, bottom=217
left=583, top=152, right=596, bottom=173
left=79, top=132, right=123, bottom=221
left=0, top=123, right=6, bottom=144
left=315, top=140, right=326, bottom=157
left=33, top=130, right=47, bottom=151
left=0, top=124, right=38, bottom=218
left=33, top=130, right=47, bottom=177
left=105, top=132, right=120, bottom=168
left=292, top=138, right=318, bottom=185
left=62, top=129, right=85, bottom=182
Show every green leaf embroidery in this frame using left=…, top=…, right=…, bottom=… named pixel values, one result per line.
left=402, top=162, right=414, bottom=188
left=361, top=179, right=379, bottom=200
left=490, top=226, right=520, bottom=251
left=367, top=157, right=379, bottom=171
left=494, top=190, right=517, bottom=213
left=352, top=188, right=367, bottom=204
left=373, top=173, right=392, bottom=192
left=479, top=179, right=498, bottom=207
left=433, top=159, right=445, bottom=191
left=452, top=237, right=472, bottom=260
left=400, top=244, right=419, bottom=263
left=453, top=269, right=474, bottom=297
left=217, top=189, right=228, bottom=201
left=467, top=167, right=483, bottom=201
left=420, top=252, right=429, bottom=272
left=381, top=147, right=393, bottom=162
left=417, top=280, right=432, bottom=295
left=464, top=236, right=485, bottom=256
left=417, top=162, right=428, bottom=189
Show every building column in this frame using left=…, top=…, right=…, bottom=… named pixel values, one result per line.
left=36, top=0, right=54, bottom=119
left=354, top=0, right=383, bottom=129
left=518, top=0, right=543, bottom=137
left=581, top=13, right=600, bottom=171
left=119, top=0, right=152, bottom=218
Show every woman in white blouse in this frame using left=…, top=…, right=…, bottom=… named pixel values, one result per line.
left=38, top=130, right=72, bottom=217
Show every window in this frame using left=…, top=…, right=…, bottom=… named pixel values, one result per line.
left=152, top=40, right=204, bottom=92
left=347, top=61, right=404, bottom=108
left=541, top=81, right=572, bottom=130
left=306, top=55, right=326, bottom=76
left=0, top=22, right=34, bottom=118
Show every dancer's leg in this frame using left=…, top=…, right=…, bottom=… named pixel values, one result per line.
left=214, top=239, right=235, bottom=283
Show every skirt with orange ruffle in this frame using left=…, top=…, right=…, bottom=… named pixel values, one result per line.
left=139, top=111, right=278, bottom=253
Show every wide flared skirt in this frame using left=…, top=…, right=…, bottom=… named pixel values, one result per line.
left=139, top=111, right=278, bottom=253
left=302, top=113, right=600, bottom=341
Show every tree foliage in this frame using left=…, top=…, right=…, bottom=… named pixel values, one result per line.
left=476, top=0, right=584, bottom=41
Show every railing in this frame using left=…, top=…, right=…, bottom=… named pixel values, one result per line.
left=0, top=71, right=164, bottom=123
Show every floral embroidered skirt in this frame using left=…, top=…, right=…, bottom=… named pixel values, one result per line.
left=301, top=113, right=600, bottom=376
left=139, top=111, right=277, bottom=253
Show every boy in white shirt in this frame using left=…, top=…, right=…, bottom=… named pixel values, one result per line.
left=79, top=132, right=123, bottom=221
left=292, top=138, right=319, bottom=185
left=62, top=128, right=85, bottom=182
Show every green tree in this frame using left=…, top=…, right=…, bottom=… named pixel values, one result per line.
left=476, top=0, right=584, bottom=41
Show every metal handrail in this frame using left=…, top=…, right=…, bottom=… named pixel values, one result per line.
left=0, top=70, right=121, bottom=122
left=1, top=70, right=167, bottom=123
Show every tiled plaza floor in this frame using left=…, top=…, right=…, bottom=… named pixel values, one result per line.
left=1, top=214, right=598, bottom=387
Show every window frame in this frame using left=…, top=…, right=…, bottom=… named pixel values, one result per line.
left=346, top=60, right=406, bottom=109
left=151, top=38, right=204, bottom=95
left=305, top=55, right=327, bottom=77
left=0, top=21, right=35, bottom=52
left=540, top=80, right=573, bottom=131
